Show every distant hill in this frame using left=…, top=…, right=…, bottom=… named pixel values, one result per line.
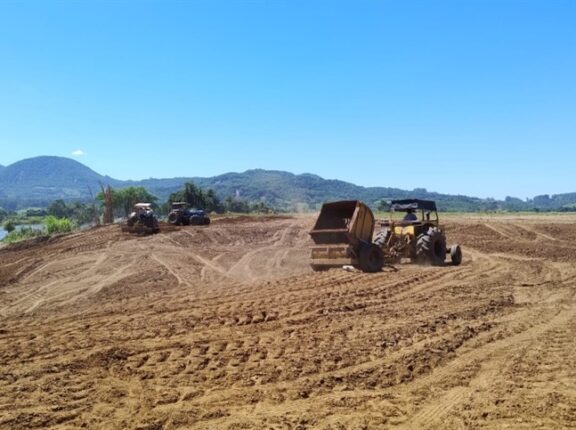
left=0, top=156, right=575, bottom=212
left=189, top=169, right=488, bottom=211
left=0, top=156, right=122, bottom=209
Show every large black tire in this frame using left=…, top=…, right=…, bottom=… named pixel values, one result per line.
left=450, top=244, right=462, bottom=266
left=126, top=215, right=137, bottom=227
left=416, top=227, right=446, bottom=266
left=144, top=216, right=159, bottom=231
left=203, top=217, right=211, bottom=226
left=168, top=212, right=179, bottom=225
left=358, top=243, right=384, bottom=273
left=373, top=228, right=390, bottom=247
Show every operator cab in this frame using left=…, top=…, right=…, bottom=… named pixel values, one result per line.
left=171, top=202, right=188, bottom=210
left=383, top=199, right=439, bottom=228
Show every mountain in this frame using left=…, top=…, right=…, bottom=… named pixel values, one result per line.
left=189, top=169, right=491, bottom=211
left=1, top=156, right=575, bottom=212
left=0, top=156, right=122, bottom=209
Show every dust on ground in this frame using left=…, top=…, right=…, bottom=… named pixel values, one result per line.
left=1, top=214, right=575, bottom=429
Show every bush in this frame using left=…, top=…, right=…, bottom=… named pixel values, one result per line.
left=2, top=226, right=44, bottom=244
left=44, top=216, right=74, bottom=235
left=3, top=219, right=15, bottom=233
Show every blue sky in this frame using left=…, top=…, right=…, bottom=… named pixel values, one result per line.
left=0, top=0, right=574, bottom=200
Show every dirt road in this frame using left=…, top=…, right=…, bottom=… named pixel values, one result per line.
left=0, top=215, right=575, bottom=429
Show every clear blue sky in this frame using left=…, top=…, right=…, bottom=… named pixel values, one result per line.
left=1, top=0, right=575, bottom=200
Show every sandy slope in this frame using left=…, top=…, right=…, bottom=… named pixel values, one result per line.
left=0, top=214, right=575, bottom=429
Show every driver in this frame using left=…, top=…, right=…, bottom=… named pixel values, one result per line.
left=403, top=208, right=417, bottom=221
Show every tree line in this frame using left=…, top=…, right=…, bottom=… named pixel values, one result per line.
left=1, top=181, right=274, bottom=243
left=93, top=182, right=273, bottom=220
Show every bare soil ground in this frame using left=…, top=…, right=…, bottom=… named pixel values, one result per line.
left=1, top=214, right=575, bottom=429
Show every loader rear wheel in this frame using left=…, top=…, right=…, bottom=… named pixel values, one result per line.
left=450, top=244, right=462, bottom=266
left=358, top=244, right=384, bottom=273
left=416, top=227, right=446, bottom=266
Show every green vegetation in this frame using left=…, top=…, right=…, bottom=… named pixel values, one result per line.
left=0, top=209, right=45, bottom=226
left=47, top=200, right=98, bottom=225
left=1, top=215, right=75, bottom=244
left=2, top=226, right=45, bottom=244
left=167, top=181, right=274, bottom=214
left=5, top=156, right=576, bottom=212
left=3, top=219, right=15, bottom=233
left=168, top=182, right=222, bottom=213
left=96, top=187, right=158, bottom=217
left=221, top=197, right=274, bottom=214
left=44, top=216, right=74, bottom=235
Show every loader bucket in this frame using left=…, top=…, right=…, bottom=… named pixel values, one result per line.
left=310, top=200, right=375, bottom=245
left=309, top=201, right=376, bottom=270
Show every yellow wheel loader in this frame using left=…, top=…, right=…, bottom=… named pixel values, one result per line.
left=374, top=199, right=461, bottom=266
left=309, top=199, right=461, bottom=272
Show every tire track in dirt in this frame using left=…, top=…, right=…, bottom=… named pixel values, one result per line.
left=1, top=252, right=140, bottom=317
left=482, top=223, right=517, bottom=241
left=2, top=216, right=576, bottom=429
left=150, top=253, right=189, bottom=287
left=395, top=264, right=576, bottom=429
left=397, top=308, right=574, bottom=429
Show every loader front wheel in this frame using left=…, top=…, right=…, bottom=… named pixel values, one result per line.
left=168, top=212, right=179, bottom=225
left=416, top=227, right=446, bottom=266
left=358, top=244, right=384, bottom=273
left=373, top=228, right=390, bottom=247
left=126, top=216, right=136, bottom=227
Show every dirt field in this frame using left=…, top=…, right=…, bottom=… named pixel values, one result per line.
left=1, top=214, right=575, bottom=429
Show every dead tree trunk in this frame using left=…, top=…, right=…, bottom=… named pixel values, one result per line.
left=100, top=184, right=114, bottom=224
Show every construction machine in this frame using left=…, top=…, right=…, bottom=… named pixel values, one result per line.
left=167, top=202, right=210, bottom=226
left=122, top=203, right=160, bottom=235
left=374, top=199, right=462, bottom=266
left=309, top=199, right=461, bottom=272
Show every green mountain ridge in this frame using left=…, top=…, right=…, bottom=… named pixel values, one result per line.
left=0, top=156, right=123, bottom=209
left=0, top=156, right=574, bottom=212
